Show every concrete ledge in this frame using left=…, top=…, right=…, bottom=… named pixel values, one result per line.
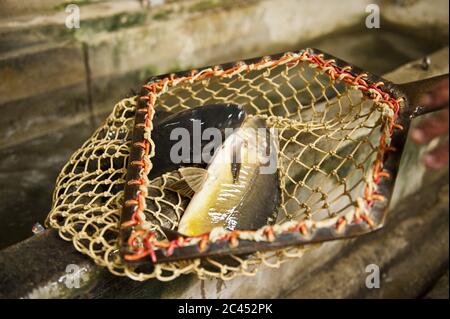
left=0, top=43, right=86, bottom=105
left=284, top=174, right=448, bottom=298
left=0, top=82, right=91, bottom=149
left=0, top=170, right=446, bottom=298
left=381, top=0, right=449, bottom=45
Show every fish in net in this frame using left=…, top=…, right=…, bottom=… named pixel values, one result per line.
left=46, top=48, right=446, bottom=281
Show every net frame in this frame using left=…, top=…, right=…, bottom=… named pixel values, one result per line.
left=46, top=48, right=410, bottom=281
left=119, top=48, right=404, bottom=265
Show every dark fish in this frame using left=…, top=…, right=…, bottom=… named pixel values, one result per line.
left=174, top=116, right=280, bottom=236
left=149, top=103, right=246, bottom=179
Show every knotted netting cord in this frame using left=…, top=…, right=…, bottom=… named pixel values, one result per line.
left=47, top=49, right=404, bottom=281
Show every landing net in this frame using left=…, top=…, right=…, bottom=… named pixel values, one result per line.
left=46, top=49, right=403, bottom=281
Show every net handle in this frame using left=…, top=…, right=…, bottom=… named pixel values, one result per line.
left=398, top=73, right=449, bottom=118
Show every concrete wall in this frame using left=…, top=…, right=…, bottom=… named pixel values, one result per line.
left=1, top=0, right=447, bottom=148
left=1, top=0, right=375, bottom=147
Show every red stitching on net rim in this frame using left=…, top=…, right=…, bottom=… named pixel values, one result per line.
left=121, top=49, right=404, bottom=263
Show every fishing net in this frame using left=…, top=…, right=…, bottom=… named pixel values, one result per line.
left=46, top=49, right=403, bottom=281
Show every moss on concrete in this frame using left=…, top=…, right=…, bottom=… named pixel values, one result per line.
left=139, top=65, right=160, bottom=81
left=167, top=61, right=191, bottom=74
left=188, top=0, right=224, bottom=13
left=152, top=9, right=174, bottom=21
left=77, top=11, right=148, bottom=35
left=53, top=0, right=93, bottom=11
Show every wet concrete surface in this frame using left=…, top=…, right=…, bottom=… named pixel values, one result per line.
left=0, top=119, right=97, bottom=249
left=0, top=26, right=445, bottom=250
left=304, top=25, right=443, bottom=77
left=0, top=170, right=445, bottom=298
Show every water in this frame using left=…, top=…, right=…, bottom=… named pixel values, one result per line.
left=0, top=26, right=445, bottom=249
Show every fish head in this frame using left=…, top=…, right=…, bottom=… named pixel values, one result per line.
left=198, top=103, right=247, bottom=132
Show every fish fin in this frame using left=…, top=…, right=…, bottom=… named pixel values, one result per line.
left=165, top=167, right=208, bottom=197
left=166, top=179, right=196, bottom=198
left=178, top=167, right=208, bottom=193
